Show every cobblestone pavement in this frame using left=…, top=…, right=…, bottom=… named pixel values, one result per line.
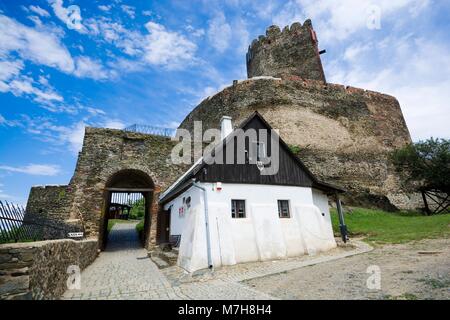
left=62, top=222, right=276, bottom=300
left=63, top=223, right=372, bottom=300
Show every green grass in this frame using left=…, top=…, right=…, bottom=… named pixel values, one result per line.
left=331, top=207, right=450, bottom=244
left=107, top=219, right=130, bottom=233
left=418, top=277, right=450, bottom=289
left=135, top=220, right=144, bottom=233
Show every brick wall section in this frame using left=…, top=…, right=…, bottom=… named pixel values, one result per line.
left=179, top=77, right=421, bottom=210
left=0, top=239, right=98, bottom=300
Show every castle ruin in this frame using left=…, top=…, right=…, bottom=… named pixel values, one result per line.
left=180, top=19, right=419, bottom=210
left=25, top=20, right=420, bottom=247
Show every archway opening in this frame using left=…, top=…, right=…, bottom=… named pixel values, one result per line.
left=100, top=169, right=155, bottom=250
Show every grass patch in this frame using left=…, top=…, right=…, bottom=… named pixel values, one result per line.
left=331, top=207, right=450, bottom=244
left=136, top=220, right=144, bottom=233
left=384, top=293, right=419, bottom=300
left=107, top=219, right=130, bottom=233
left=418, top=277, right=450, bottom=289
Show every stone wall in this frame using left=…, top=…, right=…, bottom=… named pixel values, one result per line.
left=179, top=76, right=420, bottom=210
left=0, top=239, right=98, bottom=300
left=24, top=185, right=83, bottom=239
left=68, top=128, right=188, bottom=247
left=26, top=185, right=73, bottom=222
left=246, top=20, right=326, bottom=82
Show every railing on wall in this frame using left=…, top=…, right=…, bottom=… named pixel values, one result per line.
left=124, top=124, right=176, bottom=137
left=0, top=200, right=84, bottom=244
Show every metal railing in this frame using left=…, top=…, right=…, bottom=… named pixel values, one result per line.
left=0, top=200, right=83, bottom=244
left=124, top=124, right=176, bottom=137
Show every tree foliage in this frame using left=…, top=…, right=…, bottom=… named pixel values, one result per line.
left=129, top=198, right=145, bottom=220
left=392, top=138, right=450, bottom=192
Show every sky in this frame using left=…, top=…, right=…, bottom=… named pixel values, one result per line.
left=0, top=0, right=449, bottom=205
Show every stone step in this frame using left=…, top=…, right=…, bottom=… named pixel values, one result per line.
left=148, top=246, right=179, bottom=267
left=150, top=256, right=169, bottom=269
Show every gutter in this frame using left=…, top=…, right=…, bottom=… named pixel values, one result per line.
left=191, top=179, right=213, bottom=269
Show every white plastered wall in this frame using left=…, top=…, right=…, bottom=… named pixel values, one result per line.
left=166, top=183, right=336, bottom=272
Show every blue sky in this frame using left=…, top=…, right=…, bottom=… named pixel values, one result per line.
left=0, top=0, right=449, bottom=205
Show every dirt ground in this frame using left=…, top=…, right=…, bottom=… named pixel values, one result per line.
left=243, top=238, right=450, bottom=300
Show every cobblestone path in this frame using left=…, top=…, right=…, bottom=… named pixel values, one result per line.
left=63, top=222, right=274, bottom=300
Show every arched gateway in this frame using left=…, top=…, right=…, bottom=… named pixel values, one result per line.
left=25, top=126, right=188, bottom=249
left=100, top=169, right=155, bottom=249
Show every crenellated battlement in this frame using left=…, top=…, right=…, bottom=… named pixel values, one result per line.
left=246, top=19, right=326, bottom=82
left=247, top=20, right=312, bottom=53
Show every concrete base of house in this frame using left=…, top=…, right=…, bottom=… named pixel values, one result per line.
left=161, top=238, right=373, bottom=283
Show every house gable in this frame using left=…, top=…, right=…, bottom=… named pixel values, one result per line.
left=159, top=112, right=344, bottom=204
left=194, top=112, right=314, bottom=187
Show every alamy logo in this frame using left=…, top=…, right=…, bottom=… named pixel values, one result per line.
left=66, top=265, right=81, bottom=290
left=366, top=5, right=382, bottom=30
left=66, top=6, right=82, bottom=30
left=366, top=265, right=381, bottom=290
left=170, top=121, right=280, bottom=175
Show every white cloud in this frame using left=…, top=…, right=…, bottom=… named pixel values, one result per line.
left=207, top=12, right=232, bottom=52
left=0, top=60, right=24, bottom=87
left=143, top=22, right=197, bottom=69
left=27, top=15, right=43, bottom=27
left=233, top=18, right=250, bottom=54
left=63, top=121, right=86, bottom=153
left=83, top=18, right=197, bottom=71
left=74, top=56, right=116, bottom=80
left=0, top=14, right=75, bottom=73
left=0, top=164, right=61, bottom=176
left=104, top=120, right=126, bottom=129
left=186, top=25, right=205, bottom=37
left=120, top=5, right=136, bottom=19
left=0, top=190, right=14, bottom=199
left=49, top=0, right=85, bottom=32
left=82, top=106, right=106, bottom=116
left=0, top=113, right=6, bottom=125
left=0, top=14, right=115, bottom=90
left=29, top=5, right=50, bottom=17
left=84, top=17, right=144, bottom=56
left=8, top=76, right=63, bottom=103
left=0, top=60, right=63, bottom=104
left=273, top=0, right=430, bottom=42
left=328, top=36, right=450, bottom=141
left=343, top=43, right=372, bottom=62
left=98, top=5, right=112, bottom=12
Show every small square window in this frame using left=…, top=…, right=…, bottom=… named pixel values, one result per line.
left=231, top=200, right=246, bottom=218
left=278, top=200, right=290, bottom=218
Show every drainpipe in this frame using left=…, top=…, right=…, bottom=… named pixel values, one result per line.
left=192, top=179, right=213, bottom=269
left=335, top=194, right=349, bottom=243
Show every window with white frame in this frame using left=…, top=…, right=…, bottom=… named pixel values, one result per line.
left=278, top=200, right=290, bottom=218
left=231, top=199, right=246, bottom=218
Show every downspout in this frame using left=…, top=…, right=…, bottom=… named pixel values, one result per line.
left=335, top=193, right=349, bottom=243
left=192, top=179, right=213, bottom=269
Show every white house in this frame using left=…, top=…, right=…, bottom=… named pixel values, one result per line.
left=159, top=112, right=344, bottom=272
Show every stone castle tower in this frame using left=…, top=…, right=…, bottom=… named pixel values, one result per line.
left=180, top=19, right=420, bottom=210
left=246, top=19, right=326, bottom=82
